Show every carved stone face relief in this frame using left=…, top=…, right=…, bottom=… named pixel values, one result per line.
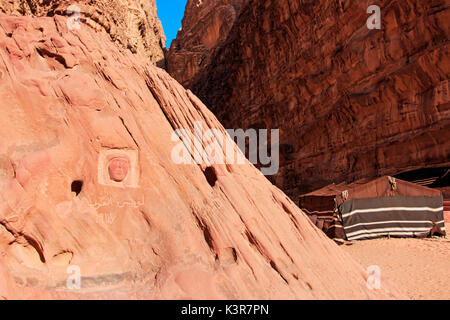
left=98, top=149, right=139, bottom=188
left=107, top=156, right=130, bottom=182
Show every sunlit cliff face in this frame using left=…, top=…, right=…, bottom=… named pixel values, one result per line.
left=0, top=0, right=166, bottom=65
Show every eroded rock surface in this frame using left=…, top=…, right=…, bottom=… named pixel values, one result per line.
left=0, top=0, right=166, bottom=65
left=166, top=0, right=247, bottom=88
left=168, top=0, right=450, bottom=202
left=0, top=14, right=402, bottom=299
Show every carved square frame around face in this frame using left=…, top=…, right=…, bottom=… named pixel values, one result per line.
left=98, top=149, right=139, bottom=188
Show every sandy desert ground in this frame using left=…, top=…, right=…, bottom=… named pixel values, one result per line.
left=343, top=223, right=450, bottom=300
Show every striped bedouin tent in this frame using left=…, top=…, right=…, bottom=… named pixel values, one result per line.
left=299, top=176, right=446, bottom=241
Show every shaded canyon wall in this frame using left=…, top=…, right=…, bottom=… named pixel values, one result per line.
left=167, top=0, right=450, bottom=202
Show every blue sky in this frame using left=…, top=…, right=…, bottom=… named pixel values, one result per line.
left=156, top=0, right=188, bottom=48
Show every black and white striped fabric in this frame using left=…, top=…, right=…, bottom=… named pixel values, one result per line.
left=339, top=196, right=446, bottom=241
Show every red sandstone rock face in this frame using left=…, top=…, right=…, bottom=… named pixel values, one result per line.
left=0, top=14, right=403, bottom=299
left=0, top=0, right=166, bottom=66
left=168, top=0, right=450, bottom=202
left=166, top=0, right=247, bottom=88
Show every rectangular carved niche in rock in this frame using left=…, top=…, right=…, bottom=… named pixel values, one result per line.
left=98, top=149, right=139, bottom=188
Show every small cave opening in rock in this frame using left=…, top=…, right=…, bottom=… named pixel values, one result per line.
left=204, top=166, right=218, bottom=187
left=394, top=167, right=450, bottom=188
left=71, top=180, right=83, bottom=196
left=394, top=167, right=450, bottom=199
